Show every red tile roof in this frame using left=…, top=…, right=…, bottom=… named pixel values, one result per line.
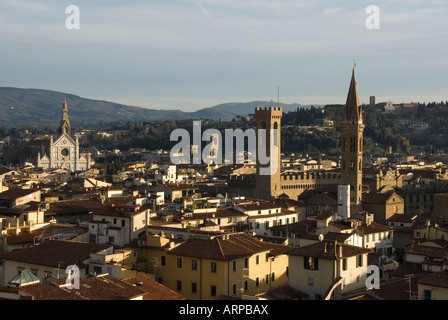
left=0, top=240, right=111, bottom=269
left=168, top=233, right=293, bottom=261
left=122, top=274, right=185, bottom=300
left=19, top=274, right=145, bottom=300
left=287, top=240, right=372, bottom=260
left=416, top=270, right=448, bottom=288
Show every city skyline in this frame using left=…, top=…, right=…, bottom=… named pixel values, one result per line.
left=0, top=0, right=447, bottom=111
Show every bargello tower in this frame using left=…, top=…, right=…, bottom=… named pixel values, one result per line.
left=340, top=68, right=365, bottom=213
left=254, top=106, right=283, bottom=201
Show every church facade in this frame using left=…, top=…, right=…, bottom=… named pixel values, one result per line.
left=37, top=99, right=91, bottom=171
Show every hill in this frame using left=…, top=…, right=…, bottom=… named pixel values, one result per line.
left=0, top=87, right=311, bottom=126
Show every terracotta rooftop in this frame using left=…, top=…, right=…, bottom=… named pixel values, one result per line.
left=287, top=240, right=372, bottom=260
left=386, top=213, right=417, bottom=224
left=416, top=270, right=448, bottom=289
left=407, top=243, right=448, bottom=259
left=234, top=201, right=280, bottom=211
left=0, top=240, right=111, bottom=269
left=19, top=274, right=145, bottom=300
left=257, top=285, right=308, bottom=300
left=0, top=189, right=39, bottom=201
left=167, top=233, right=293, bottom=261
left=362, top=191, right=402, bottom=204
left=47, top=199, right=106, bottom=215
left=345, top=274, right=427, bottom=300
left=122, top=274, right=184, bottom=300
left=356, top=221, right=393, bottom=234
left=269, top=220, right=317, bottom=234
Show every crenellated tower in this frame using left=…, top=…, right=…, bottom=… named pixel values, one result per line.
left=255, top=106, right=283, bottom=201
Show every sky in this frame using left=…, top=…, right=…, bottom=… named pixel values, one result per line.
left=0, top=0, right=447, bottom=112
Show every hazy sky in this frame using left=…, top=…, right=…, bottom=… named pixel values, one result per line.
left=0, top=0, right=447, bottom=111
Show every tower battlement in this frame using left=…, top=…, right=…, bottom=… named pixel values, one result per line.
left=254, top=107, right=283, bottom=118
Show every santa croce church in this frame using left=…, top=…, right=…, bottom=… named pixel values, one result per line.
left=4, top=99, right=91, bottom=172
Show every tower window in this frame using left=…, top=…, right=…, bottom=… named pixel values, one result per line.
left=350, top=160, right=355, bottom=171
left=350, top=137, right=356, bottom=152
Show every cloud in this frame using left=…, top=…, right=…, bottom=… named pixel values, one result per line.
left=323, top=7, right=344, bottom=15
left=193, top=2, right=210, bottom=17
left=0, top=0, right=55, bottom=11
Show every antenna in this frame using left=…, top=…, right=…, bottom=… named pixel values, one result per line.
left=277, top=86, right=280, bottom=108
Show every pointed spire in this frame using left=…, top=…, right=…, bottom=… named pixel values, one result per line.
left=58, top=97, right=71, bottom=136
left=343, top=67, right=362, bottom=123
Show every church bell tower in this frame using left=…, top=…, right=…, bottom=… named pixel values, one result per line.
left=58, top=98, right=71, bottom=136
left=340, top=68, right=364, bottom=213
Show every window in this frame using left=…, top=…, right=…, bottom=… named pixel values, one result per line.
left=191, top=282, right=197, bottom=294
left=342, top=258, right=348, bottom=271
left=244, top=258, right=249, bottom=268
left=108, top=236, right=114, bottom=243
left=357, top=255, right=363, bottom=268
left=232, top=260, right=237, bottom=272
left=350, top=160, right=355, bottom=171
left=424, top=289, right=432, bottom=300
left=265, top=253, right=269, bottom=262
left=121, top=219, right=125, bottom=227
left=244, top=280, right=248, bottom=292
left=271, top=272, right=275, bottom=282
left=210, top=285, right=217, bottom=297
left=256, top=255, right=260, bottom=265
left=265, top=274, right=269, bottom=284
left=308, top=277, right=314, bottom=286
left=256, top=277, right=260, bottom=288
left=232, top=283, right=237, bottom=295
left=93, top=266, right=102, bottom=275
left=177, top=258, right=182, bottom=268
left=211, top=261, right=217, bottom=273
left=113, top=218, right=117, bottom=224
left=192, top=259, right=197, bottom=271
left=304, top=256, right=319, bottom=270
left=161, top=256, right=166, bottom=266
left=176, top=280, right=182, bottom=291
left=350, top=137, right=356, bottom=152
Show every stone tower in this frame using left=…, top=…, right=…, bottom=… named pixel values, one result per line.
left=340, top=68, right=365, bottom=213
left=255, top=106, right=283, bottom=201
left=58, top=98, right=71, bottom=136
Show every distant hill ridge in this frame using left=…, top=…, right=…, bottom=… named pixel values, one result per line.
left=0, top=87, right=312, bottom=126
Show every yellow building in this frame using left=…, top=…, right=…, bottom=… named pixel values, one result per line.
left=417, top=271, right=448, bottom=300
left=132, top=232, right=292, bottom=300
left=414, top=217, right=448, bottom=241
left=288, top=240, right=372, bottom=300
